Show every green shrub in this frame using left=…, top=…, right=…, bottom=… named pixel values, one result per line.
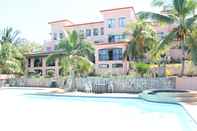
left=135, top=63, right=150, bottom=77
left=46, top=70, right=55, bottom=78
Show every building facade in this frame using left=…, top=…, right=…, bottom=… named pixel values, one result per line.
left=25, top=6, right=179, bottom=77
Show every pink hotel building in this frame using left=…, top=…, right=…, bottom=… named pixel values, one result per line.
left=25, top=6, right=177, bottom=77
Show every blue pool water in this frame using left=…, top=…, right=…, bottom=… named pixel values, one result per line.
left=0, top=88, right=196, bottom=131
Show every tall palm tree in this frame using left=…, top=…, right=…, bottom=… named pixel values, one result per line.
left=187, top=25, right=197, bottom=65
left=0, top=27, right=23, bottom=74
left=47, top=31, right=95, bottom=91
left=0, top=27, right=21, bottom=45
left=138, top=0, right=197, bottom=76
left=124, top=20, right=158, bottom=62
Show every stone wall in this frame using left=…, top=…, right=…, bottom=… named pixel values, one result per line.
left=8, top=78, right=65, bottom=88
left=4, top=77, right=176, bottom=93
left=176, top=77, right=197, bottom=90
left=75, top=77, right=176, bottom=93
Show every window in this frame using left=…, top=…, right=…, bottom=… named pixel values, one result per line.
left=108, top=35, right=116, bottom=43
left=53, top=33, right=57, bottom=40
left=28, top=58, right=31, bottom=67
left=34, top=57, right=42, bottom=67
left=46, top=59, right=55, bottom=67
left=93, top=28, right=99, bottom=36
left=46, top=47, right=52, bottom=52
left=99, top=48, right=123, bottom=61
left=99, top=64, right=109, bottom=68
left=86, top=29, right=91, bottom=37
left=59, top=68, right=64, bottom=76
left=119, top=17, right=126, bottom=28
left=59, top=33, right=64, bottom=39
left=107, top=18, right=115, bottom=28
left=112, top=63, right=123, bottom=68
left=99, top=49, right=109, bottom=61
left=79, top=29, right=85, bottom=38
left=100, top=27, right=104, bottom=35
left=108, top=34, right=127, bottom=43
left=113, top=48, right=123, bottom=60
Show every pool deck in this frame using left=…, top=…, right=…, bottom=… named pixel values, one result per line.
left=181, top=102, right=197, bottom=124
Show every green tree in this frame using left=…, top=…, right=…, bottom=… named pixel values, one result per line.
left=17, top=41, right=42, bottom=72
left=0, top=27, right=23, bottom=74
left=47, top=31, right=95, bottom=91
left=187, top=25, right=197, bottom=65
left=139, top=0, right=197, bottom=76
left=0, top=43, right=23, bottom=74
left=0, top=27, right=21, bottom=45
left=135, top=62, right=150, bottom=77
left=17, top=40, right=42, bottom=54
left=124, top=20, right=158, bottom=62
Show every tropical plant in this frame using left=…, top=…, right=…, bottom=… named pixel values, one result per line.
left=0, top=28, right=39, bottom=75
left=47, top=31, right=95, bottom=91
left=186, top=25, right=197, bottom=65
left=0, top=27, right=21, bottom=45
left=17, top=40, right=42, bottom=54
left=135, top=62, right=150, bottom=77
left=46, top=70, right=55, bottom=78
left=138, top=0, right=197, bottom=76
left=0, top=43, right=23, bottom=74
left=124, top=20, right=158, bottom=62
left=17, top=41, right=42, bottom=72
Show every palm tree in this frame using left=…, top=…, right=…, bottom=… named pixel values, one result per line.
left=124, top=20, right=158, bottom=62
left=0, top=27, right=21, bottom=45
left=187, top=25, right=197, bottom=65
left=138, top=0, right=197, bottom=76
left=0, top=27, right=23, bottom=75
left=0, top=43, right=23, bottom=74
left=47, top=31, right=95, bottom=91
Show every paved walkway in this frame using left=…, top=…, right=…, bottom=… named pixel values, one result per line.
left=181, top=103, right=197, bottom=124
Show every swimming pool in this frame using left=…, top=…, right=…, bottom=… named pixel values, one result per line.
left=0, top=88, right=196, bottom=131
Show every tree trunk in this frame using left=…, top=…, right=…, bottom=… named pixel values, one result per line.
left=64, top=71, right=76, bottom=92
left=180, top=40, right=185, bottom=77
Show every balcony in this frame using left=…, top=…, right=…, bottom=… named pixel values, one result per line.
left=108, top=34, right=128, bottom=43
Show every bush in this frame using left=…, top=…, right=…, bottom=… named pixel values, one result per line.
left=135, top=63, right=150, bottom=77
left=46, top=70, right=55, bottom=78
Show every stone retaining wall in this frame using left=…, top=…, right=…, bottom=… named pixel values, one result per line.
left=75, top=77, right=176, bottom=93
left=2, top=77, right=176, bottom=93
left=8, top=78, right=65, bottom=88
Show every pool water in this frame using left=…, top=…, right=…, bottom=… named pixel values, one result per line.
left=0, top=89, right=196, bottom=131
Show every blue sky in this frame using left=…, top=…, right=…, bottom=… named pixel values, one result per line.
left=0, top=0, right=156, bottom=43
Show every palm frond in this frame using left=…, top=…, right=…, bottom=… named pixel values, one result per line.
left=158, top=30, right=177, bottom=50
left=186, top=15, right=197, bottom=27
left=0, top=27, right=21, bottom=45
left=151, top=0, right=165, bottom=7
left=46, top=52, right=61, bottom=65
left=137, top=11, right=175, bottom=24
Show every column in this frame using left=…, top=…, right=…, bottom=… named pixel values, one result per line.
left=42, top=57, right=46, bottom=76
left=55, top=58, right=59, bottom=78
